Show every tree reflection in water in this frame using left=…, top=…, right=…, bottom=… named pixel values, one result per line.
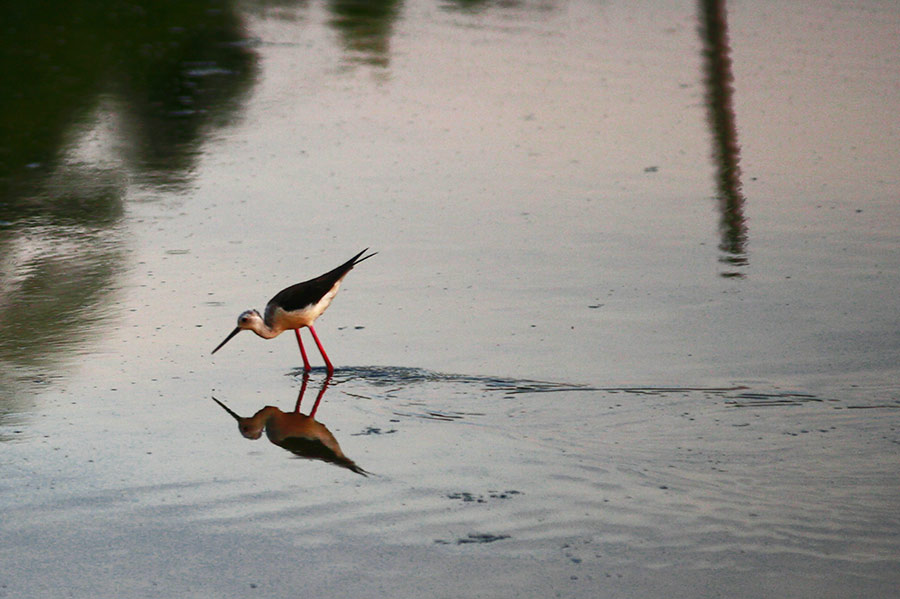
left=0, top=0, right=258, bottom=405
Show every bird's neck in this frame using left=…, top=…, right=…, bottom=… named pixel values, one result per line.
left=244, top=406, right=283, bottom=432
left=250, top=321, right=280, bottom=339
left=250, top=406, right=282, bottom=420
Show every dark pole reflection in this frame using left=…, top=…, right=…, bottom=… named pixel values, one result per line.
left=327, top=0, right=403, bottom=69
left=212, top=373, right=369, bottom=476
left=699, top=0, right=748, bottom=278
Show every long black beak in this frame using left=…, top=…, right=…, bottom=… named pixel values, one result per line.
left=212, top=396, right=241, bottom=421
left=212, top=327, right=241, bottom=354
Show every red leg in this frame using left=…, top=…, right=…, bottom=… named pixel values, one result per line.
left=295, top=329, right=311, bottom=372
left=293, top=372, right=309, bottom=413
left=307, top=324, right=334, bottom=375
left=307, top=374, right=332, bottom=419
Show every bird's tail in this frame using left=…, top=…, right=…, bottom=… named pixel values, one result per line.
left=351, top=248, right=377, bottom=266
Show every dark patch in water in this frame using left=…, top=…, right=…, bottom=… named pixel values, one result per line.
left=290, top=366, right=752, bottom=400
left=447, top=490, right=522, bottom=503
left=352, top=426, right=397, bottom=436
left=286, top=366, right=885, bottom=412
left=435, top=533, right=511, bottom=545
left=725, top=391, right=832, bottom=408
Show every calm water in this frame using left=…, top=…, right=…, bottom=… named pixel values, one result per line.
left=1, top=1, right=898, bottom=597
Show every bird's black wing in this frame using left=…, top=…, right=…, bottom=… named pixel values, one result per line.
left=278, top=436, right=369, bottom=476
left=267, top=249, right=376, bottom=314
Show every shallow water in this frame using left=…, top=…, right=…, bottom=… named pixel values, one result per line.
left=1, top=1, right=899, bottom=597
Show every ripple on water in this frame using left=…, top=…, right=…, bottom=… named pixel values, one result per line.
left=21, top=368, right=892, bottom=582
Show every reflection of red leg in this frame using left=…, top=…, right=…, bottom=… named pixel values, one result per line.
left=308, top=324, right=334, bottom=375
left=295, top=329, right=311, bottom=372
left=308, top=373, right=332, bottom=419
left=293, top=372, right=310, bottom=413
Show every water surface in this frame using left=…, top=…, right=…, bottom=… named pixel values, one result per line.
left=1, top=1, right=898, bottom=597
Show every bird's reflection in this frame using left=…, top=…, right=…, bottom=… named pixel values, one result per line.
left=212, top=374, right=368, bottom=476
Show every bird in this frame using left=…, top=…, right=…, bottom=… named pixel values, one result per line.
left=212, top=386, right=369, bottom=476
left=212, top=249, right=375, bottom=374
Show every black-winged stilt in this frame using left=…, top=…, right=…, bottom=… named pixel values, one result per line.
left=212, top=376, right=368, bottom=475
left=211, top=249, right=375, bottom=374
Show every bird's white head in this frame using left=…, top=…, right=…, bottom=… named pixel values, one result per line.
left=212, top=309, right=265, bottom=354
left=236, top=309, right=264, bottom=331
